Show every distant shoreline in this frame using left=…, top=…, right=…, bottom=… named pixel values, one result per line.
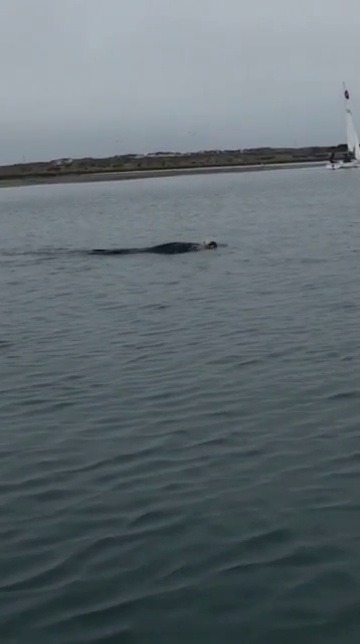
left=0, top=161, right=325, bottom=189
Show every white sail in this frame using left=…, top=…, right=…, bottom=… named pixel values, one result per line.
left=325, top=84, right=360, bottom=170
left=344, top=84, right=360, bottom=161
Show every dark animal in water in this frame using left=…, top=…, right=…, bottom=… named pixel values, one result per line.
left=90, top=241, right=218, bottom=255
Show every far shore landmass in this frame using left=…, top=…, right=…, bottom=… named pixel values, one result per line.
left=0, top=144, right=345, bottom=188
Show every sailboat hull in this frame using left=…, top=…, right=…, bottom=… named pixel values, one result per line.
left=326, top=163, right=342, bottom=170
left=339, top=160, right=360, bottom=169
left=325, top=160, right=360, bottom=170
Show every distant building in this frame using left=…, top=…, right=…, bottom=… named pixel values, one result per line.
left=50, top=158, right=73, bottom=168
left=147, top=151, right=179, bottom=157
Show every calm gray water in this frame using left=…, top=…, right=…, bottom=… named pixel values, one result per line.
left=0, top=168, right=360, bottom=643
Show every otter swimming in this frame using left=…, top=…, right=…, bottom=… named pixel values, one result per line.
left=90, top=241, right=217, bottom=255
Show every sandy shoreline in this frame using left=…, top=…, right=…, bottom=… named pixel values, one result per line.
left=0, top=161, right=324, bottom=189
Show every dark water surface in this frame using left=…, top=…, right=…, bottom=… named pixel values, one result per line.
left=1, top=169, right=360, bottom=643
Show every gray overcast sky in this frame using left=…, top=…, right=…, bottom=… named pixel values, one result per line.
left=0, top=0, right=359, bottom=163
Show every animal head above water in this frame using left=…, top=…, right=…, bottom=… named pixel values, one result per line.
left=202, top=240, right=217, bottom=249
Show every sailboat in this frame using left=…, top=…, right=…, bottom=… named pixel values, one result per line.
left=326, top=84, right=360, bottom=170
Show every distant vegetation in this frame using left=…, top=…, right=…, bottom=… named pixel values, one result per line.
left=0, top=144, right=347, bottom=182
